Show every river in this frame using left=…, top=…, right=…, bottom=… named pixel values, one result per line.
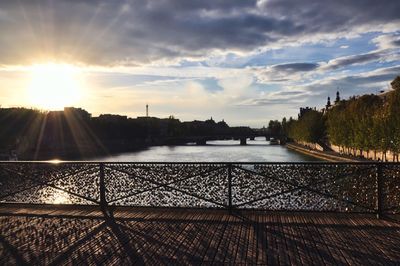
left=94, top=137, right=321, bottom=162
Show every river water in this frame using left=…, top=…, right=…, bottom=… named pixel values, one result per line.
left=95, top=137, right=320, bottom=162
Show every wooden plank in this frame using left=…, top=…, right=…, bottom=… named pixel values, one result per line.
left=136, top=209, right=193, bottom=264
left=265, top=213, right=279, bottom=265
left=190, top=210, right=224, bottom=263
left=310, top=215, right=347, bottom=265
left=174, top=209, right=216, bottom=264
left=170, top=210, right=206, bottom=262
left=246, top=211, right=259, bottom=265
left=312, top=214, right=353, bottom=265
left=274, top=213, right=291, bottom=265
left=1, top=206, right=400, bottom=265
left=353, top=215, right=400, bottom=263
left=212, top=211, right=236, bottom=263
left=255, top=211, right=268, bottom=265
left=291, top=214, right=316, bottom=266
left=282, top=214, right=303, bottom=266
left=296, top=214, right=325, bottom=265
left=221, top=212, right=238, bottom=264
left=200, top=211, right=229, bottom=263
left=230, top=212, right=247, bottom=264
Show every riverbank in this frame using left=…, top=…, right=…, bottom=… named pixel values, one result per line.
left=286, top=143, right=361, bottom=162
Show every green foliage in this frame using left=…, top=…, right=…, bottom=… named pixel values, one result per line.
left=288, top=109, right=326, bottom=143
left=325, top=76, right=400, bottom=156
left=278, top=76, right=400, bottom=159
left=391, top=76, right=400, bottom=91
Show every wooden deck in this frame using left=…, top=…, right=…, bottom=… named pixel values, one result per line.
left=0, top=204, right=399, bottom=265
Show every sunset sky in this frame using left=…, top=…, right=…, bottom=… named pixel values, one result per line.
left=0, top=0, right=399, bottom=127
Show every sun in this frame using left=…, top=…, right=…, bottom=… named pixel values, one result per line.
left=27, top=63, right=83, bottom=110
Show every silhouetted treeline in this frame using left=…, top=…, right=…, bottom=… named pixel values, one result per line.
left=0, top=107, right=254, bottom=159
left=267, top=76, right=400, bottom=160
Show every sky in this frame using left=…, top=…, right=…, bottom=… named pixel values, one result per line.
left=0, top=0, right=399, bottom=127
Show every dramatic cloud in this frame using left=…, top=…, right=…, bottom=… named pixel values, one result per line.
left=0, top=0, right=399, bottom=126
left=0, top=0, right=399, bottom=65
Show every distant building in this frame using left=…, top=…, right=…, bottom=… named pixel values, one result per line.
left=335, top=91, right=341, bottom=104
left=325, top=97, right=331, bottom=109
left=217, top=119, right=228, bottom=128
left=323, top=91, right=341, bottom=114
left=205, top=117, right=215, bottom=124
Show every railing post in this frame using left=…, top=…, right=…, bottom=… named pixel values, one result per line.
left=376, top=163, right=384, bottom=219
left=228, top=163, right=233, bottom=213
left=99, top=163, right=107, bottom=209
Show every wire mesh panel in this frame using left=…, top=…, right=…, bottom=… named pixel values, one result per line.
left=0, top=162, right=100, bottom=205
left=0, top=161, right=399, bottom=214
left=232, top=163, right=378, bottom=212
left=104, top=163, right=228, bottom=208
left=382, top=164, right=400, bottom=217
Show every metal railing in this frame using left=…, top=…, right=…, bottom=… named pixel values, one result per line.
left=0, top=161, right=399, bottom=217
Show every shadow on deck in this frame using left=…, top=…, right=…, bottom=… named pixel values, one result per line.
left=0, top=204, right=399, bottom=265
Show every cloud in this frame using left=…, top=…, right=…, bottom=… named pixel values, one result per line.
left=238, top=90, right=310, bottom=106
left=321, top=51, right=385, bottom=70
left=321, top=48, right=400, bottom=71
left=253, top=48, right=399, bottom=84
left=321, top=66, right=400, bottom=88
left=242, top=65, right=400, bottom=110
left=253, top=62, right=318, bottom=84
left=272, top=63, right=319, bottom=72
left=0, top=0, right=399, bottom=66
left=372, top=34, right=400, bottom=49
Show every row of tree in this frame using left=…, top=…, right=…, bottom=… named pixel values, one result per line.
left=267, top=76, right=400, bottom=160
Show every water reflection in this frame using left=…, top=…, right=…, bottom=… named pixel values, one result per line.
left=95, top=137, right=321, bottom=162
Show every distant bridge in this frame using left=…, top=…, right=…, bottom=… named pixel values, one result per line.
left=166, top=135, right=269, bottom=145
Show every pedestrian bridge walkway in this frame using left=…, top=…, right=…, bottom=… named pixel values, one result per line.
left=0, top=204, right=399, bottom=265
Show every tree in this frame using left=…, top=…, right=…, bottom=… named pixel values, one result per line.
left=288, top=109, right=325, bottom=143
left=267, top=120, right=283, bottom=137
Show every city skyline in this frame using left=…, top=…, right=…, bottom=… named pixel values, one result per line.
left=0, top=1, right=399, bottom=127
